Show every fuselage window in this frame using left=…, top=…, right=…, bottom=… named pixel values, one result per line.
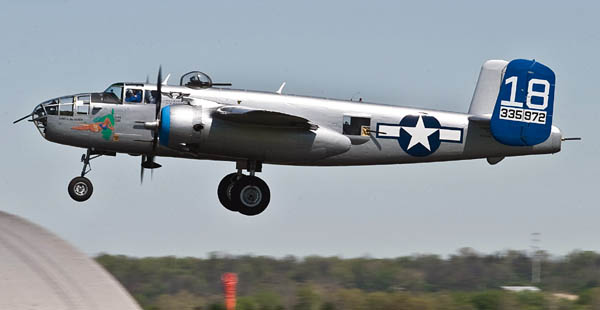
left=76, top=95, right=90, bottom=115
left=125, top=89, right=143, bottom=103
left=59, top=96, right=74, bottom=116
left=46, top=99, right=58, bottom=115
left=343, top=116, right=371, bottom=136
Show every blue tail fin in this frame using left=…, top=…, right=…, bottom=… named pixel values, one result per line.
left=490, top=59, right=556, bottom=146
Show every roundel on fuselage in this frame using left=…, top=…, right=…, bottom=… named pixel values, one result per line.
left=398, top=115, right=441, bottom=157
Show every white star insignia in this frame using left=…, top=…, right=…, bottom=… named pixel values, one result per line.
left=403, top=116, right=438, bottom=151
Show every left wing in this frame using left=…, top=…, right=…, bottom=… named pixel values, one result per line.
left=212, top=106, right=318, bottom=130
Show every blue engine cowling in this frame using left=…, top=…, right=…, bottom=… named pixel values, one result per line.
left=158, top=105, right=203, bottom=148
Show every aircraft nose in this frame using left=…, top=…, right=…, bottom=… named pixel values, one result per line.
left=33, top=103, right=46, bottom=118
left=28, top=101, right=51, bottom=137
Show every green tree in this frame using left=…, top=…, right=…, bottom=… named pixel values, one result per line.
left=293, top=285, right=321, bottom=310
left=155, top=290, right=205, bottom=310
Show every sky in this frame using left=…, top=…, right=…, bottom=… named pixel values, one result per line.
left=0, top=0, right=598, bottom=258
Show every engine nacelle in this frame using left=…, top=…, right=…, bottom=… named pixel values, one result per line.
left=200, top=118, right=351, bottom=163
left=159, top=105, right=203, bottom=148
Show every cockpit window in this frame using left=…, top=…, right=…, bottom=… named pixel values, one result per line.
left=124, top=88, right=143, bottom=103
left=104, top=84, right=123, bottom=102
left=92, top=92, right=120, bottom=104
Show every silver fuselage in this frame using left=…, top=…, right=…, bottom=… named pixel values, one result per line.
left=38, top=84, right=562, bottom=166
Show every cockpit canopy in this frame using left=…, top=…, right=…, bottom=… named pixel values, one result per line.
left=104, top=83, right=123, bottom=102
left=180, top=71, right=213, bottom=89
left=103, top=83, right=153, bottom=104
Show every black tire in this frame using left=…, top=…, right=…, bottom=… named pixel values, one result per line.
left=230, top=176, right=270, bottom=216
left=68, top=176, right=93, bottom=202
left=217, top=173, right=242, bottom=212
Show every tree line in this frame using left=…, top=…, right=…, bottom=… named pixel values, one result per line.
left=96, top=248, right=600, bottom=310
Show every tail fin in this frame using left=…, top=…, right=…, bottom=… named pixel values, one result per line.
left=469, top=60, right=509, bottom=115
left=489, top=59, right=556, bottom=146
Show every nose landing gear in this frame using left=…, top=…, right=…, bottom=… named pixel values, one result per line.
left=217, top=161, right=270, bottom=216
left=67, top=149, right=107, bottom=202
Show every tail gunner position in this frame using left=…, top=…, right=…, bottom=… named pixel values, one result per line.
left=14, top=59, right=576, bottom=216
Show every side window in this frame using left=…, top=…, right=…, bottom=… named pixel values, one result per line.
left=124, top=88, right=143, bottom=103
left=59, top=97, right=74, bottom=116
left=76, top=95, right=90, bottom=115
left=145, top=90, right=158, bottom=104
left=343, top=116, right=371, bottom=136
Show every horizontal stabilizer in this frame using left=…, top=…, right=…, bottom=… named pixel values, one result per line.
left=468, top=115, right=491, bottom=125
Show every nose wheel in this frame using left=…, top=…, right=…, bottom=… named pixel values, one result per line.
left=68, top=176, right=93, bottom=202
left=217, top=161, right=270, bottom=216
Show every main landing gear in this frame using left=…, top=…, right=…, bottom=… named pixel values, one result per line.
left=217, top=161, right=270, bottom=216
left=67, top=149, right=107, bottom=202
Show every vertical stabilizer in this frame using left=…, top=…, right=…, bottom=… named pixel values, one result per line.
left=490, top=59, right=556, bottom=146
left=468, top=60, right=508, bottom=115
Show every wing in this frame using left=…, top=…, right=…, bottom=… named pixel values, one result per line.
left=212, top=106, right=318, bottom=130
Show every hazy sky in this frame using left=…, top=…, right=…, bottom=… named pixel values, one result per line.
left=1, top=1, right=597, bottom=258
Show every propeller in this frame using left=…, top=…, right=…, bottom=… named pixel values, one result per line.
left=140, top=154, right=146, bottom=184
left=140, top=66, right=164, bottom=183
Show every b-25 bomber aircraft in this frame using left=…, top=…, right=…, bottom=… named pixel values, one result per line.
left=15, top=59, right=572, bottom=216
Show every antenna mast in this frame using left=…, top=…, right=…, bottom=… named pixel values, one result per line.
left=531, top=232, right=541, bottom=284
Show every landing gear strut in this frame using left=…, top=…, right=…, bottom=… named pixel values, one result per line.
left=68, top=149, right=102, bottom=202
left=217, top=161, right=270, bottom=216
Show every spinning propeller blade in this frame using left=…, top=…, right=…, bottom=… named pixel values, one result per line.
left=140, top=66, right=163, bottom=183
left=140, top=155, right=146, bottom=185
left=149, top=66, right=162, bottom=162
